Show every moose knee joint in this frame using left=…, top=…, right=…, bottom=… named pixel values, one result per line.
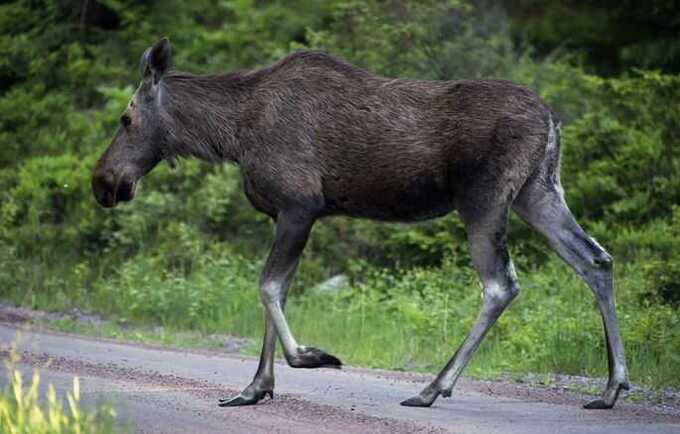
left=483, top=279, right=519, bottom=307
left=260, top=281, right=283, bottom=304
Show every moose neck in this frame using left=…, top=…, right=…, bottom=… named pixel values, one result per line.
left=160, top=71, right=257, bottom=164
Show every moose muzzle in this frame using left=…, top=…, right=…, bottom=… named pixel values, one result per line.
left=91, top=167, right=138, bottom=208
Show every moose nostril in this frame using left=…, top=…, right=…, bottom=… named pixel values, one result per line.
left=92, top=170, right=118, bottom=207
left=103, top=171, right=116, bottom=188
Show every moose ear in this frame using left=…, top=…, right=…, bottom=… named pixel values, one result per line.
left=141, top=37, right=171, bottom=83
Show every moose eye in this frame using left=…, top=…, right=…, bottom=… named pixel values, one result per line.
left=120, top=114, right=132, bottom=127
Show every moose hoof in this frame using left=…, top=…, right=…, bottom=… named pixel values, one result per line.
left=582, top=381, right=629, bottom=410
left=583, top=399, right=613, bottom=410
left=400, top=385, right=440, bottom=408
left=219, top=390, right=273, bottom=407
left=400, top=395, right=434, bottom=407
left=288, top=346, right=342, bottom=369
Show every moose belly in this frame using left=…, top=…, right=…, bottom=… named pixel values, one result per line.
left=323, top=174, right=456, bottom=222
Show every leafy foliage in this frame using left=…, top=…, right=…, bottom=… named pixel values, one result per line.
left=504, top=0, right=680, bottom=75
left=0, top=363, right=119, bottom=434
left=0, top=0, right=678, bottom=386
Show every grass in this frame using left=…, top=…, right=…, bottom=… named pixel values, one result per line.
left=2, top=247, right=679, bottom=389
left=286, top=259, right=679, bottom=386
left=47, top=318, right=260, bottom=355
left=0, top=356, right=121, bottom=434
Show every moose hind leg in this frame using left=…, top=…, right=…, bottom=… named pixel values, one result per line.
left=402, top=209, right=519, bottom=407
left=513, top=187, right=629, bottom=409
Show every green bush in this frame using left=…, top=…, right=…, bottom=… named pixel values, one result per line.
left=0, top=0, right=678, bottom=387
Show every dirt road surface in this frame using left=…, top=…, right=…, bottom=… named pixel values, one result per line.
left=1, top=323, right=678, bottom=434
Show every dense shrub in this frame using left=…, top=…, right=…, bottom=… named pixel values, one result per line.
left=0, top=0, right=678, bottom=385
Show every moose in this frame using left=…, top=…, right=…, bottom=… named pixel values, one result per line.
left=92, top=38, right=629, bottom=409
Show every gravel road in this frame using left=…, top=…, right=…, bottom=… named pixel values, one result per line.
left=1, top=323, right=678, bottom=434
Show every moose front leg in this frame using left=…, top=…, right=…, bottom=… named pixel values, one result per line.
left=219, top=318, right=276, bottom=406
left=260, top=211, right=342, bottom=369
left=219, top=210, right=341, bottom=407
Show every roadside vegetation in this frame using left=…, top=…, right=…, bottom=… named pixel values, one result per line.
left=1, top=356, right=118, bottom=433
left=1, top=1, right=679, bottom=387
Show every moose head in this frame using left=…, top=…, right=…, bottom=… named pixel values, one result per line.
left=91, top=38, right=173, bottom=208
